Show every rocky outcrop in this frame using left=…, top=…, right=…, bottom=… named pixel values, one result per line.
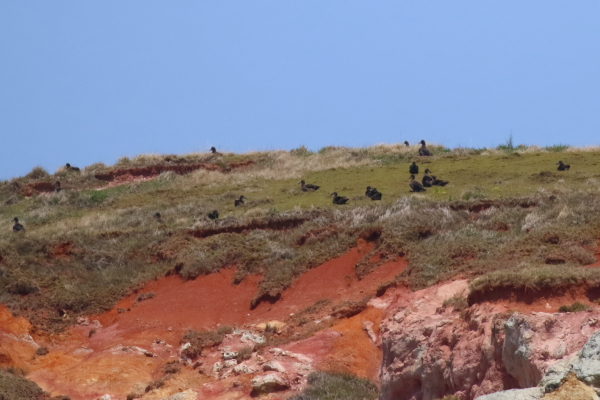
left=379, top=280, right=600, bottom=400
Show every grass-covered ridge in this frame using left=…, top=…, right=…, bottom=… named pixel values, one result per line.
left=1, top=142, right=600, bottom=331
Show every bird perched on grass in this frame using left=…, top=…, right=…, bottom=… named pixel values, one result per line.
left=365, top=186, right=382, bottom=200
left=299, top=180, right=320, bottom=192
left=65, top=163, right=80, bottom=172
left=207, top=210, right=219, bottom=220
left=409, top=161, right=419, bottom=175
left=424, top=169, right=449, bottom=186
left=557, top=161, right=570, bottom=171
left=154, top=212, right=164, bottom=223
left=409, top=175, right=426, bottom=192
left=210, top=147, right=223, bottom=156
left=55, top=181, right=62, bottom=192
left=422, top=171, right=433, bottom=187
left=404, top=141, right=409, bottom=147
left=234, top=195, right=247, bottom=207
left=330, top=192, right=349, bottom=205
left=12, top=217, right=25, bottom=232
left=418, top=140, right=432, bottom=157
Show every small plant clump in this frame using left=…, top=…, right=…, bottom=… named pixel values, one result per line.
left=180, top=327, right=232, bottom=359
left=235, top=346, right=253, bottom=363
left=558, top=301, right=589, bottom=313
left=442, top=295, right=469, bottom=312
left=289, top=371, right=379, bottom=400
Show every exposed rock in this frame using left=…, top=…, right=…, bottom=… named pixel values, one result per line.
left=263, top=361, right=286, bottom=372
left=160, top=390, right=197, bottom=400
left=233, top=363, right=256, bottom=375
left=251, top=373, right=290, bottom=395
left=379, top=280, right=600, bottom=400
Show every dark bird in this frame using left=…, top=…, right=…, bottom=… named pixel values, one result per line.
left=418, top=140, right=432, bottom=157
left=207, top=210, right=219, bottom=220
left=12, top=217, right=25, bottom=232
left=210, top=147, right=223, bottom=156
left=65, top=163, right=80, bottom=172
left=422, top=171, right=433, bottom=187
left=409, top=161, right=419, bottom=175
left=404, top=141, right=409, bottom=147
left=366, top=186, right=382, bottom=201
left=425, top=169, right=449, bottom=186
left=55, top=181, right=62, bottom=192
left=299, top=180, right=320, bottom=192
left=330, top=192, right=349, bottom=205
left=557, top=161, right=570, bottom=171
left=154, top=212, right=164, bottom=223
left=409, top=175, right=426, bottom=192
left=234, top=195, right=247, bottom=207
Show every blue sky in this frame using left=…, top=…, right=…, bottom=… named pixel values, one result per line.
left=1, top=2, right=599, bottom=180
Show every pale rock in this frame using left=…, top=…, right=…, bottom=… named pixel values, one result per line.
left=251, top=373, right=290, bottom=394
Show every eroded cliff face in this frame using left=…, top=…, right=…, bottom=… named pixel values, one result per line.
left=378, top=280, right=600, bottom=400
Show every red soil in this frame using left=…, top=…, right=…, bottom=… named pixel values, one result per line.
left=97, top=240, right=406, bottom=341
left=21, top=181, right=57, bottom=197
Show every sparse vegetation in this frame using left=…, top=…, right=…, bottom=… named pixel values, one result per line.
left=180, top=328, right=231, bottom=359
left=442, top=295, right=468, bottom=312
left=235, top=346, right=253, bottom=362
left=2, top=144, right=600, bottom=331
left=0, top=368, right=59, bottom=400
left=289, top=371, right=379, bottom=400
left=558, top=301, right=589, bottom=313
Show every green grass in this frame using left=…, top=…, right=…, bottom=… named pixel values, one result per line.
left=288, top=371, right=379, bottom=400
left=2, top=144, right=600, bottom=331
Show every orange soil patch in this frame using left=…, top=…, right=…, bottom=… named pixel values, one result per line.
left=2, top=243, right=406, bottom=399
left=97, top=241, right=407, bottom=343
left=21, top=181, right=57, bottom=197
left=318, top=307, right=383, bottom=382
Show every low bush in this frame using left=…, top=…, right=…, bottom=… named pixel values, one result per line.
left=558, top=301, right=589, bottom=313
left=180, top=328, right=229, bottom=359
left=289, top=371, right=379, bottom=400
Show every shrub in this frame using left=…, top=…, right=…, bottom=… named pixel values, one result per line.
left=25, top=166, right=50, bottom=180
left=0, top=368, right=45, bottom=400
left=289, top=371, right=379, bottom=400
left=181, top=329, right=228, bottom=359
left=35, top=347, right=49, bottom=356
left=163, top=361, right=181, bottom=375
left=558, top=301, right=589, bottom=313
left=442, top=295, right=468, bottom=312
left=235, top=346, right=253, bottom=363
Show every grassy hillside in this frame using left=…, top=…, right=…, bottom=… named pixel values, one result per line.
left=1, top=143, right=600, bottom=331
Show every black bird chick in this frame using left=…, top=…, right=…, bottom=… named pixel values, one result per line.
left=330, top=192, right=349, bottom=205
left=234, top=195, right=247, bottom=207
left=418, top=140, right=432, bottom=157
left=409, top=175, right=426, bottom=192
left=12, top=217, right=25, bottom=233
left=409, top=161, right=419, bottom=175
left=424, top=169, right=449, bottom=186
left=207, top=210, right=219, bottom=220
left=422, top=171, right=433, bottom=187
left=365, top=186, right=382, bottom=201
left=65, top=163, right=80, bottom=172
left=299, top=180, right=320, bottom=192
left=154, top=212, right=164, bottom=223
left=55, top=181, right=62, bottom=192
left=557, top=161, right=570, bottom=171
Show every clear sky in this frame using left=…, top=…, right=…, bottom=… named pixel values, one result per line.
left=1, top=2, right=599, bottom=180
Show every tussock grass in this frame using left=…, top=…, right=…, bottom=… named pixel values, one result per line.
left=289, top=371, right=379, bottom=400
left=469, top=266, right=600, bottom=297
